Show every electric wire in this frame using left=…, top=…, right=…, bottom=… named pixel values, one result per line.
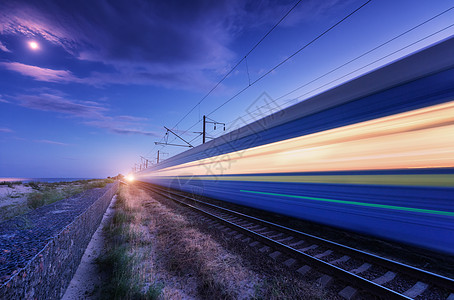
left=143, top=2, right=453, bottom=168
left=170, top=0, right=303, bottom=130
left=229, top=25, right=454, bottom=130
left=228, top=6, right=454, bottom=126
left=145, top=0, right=303, bottom=161
left=206, top=0, right=372, bottom=117
left=168, top=0, right=373, bottom=142
left=292, top=23, right=454, bottom=101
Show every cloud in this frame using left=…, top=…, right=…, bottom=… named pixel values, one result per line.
left=0, top=41, right=10, bottom=52
left=83, top=120, right=159, bottom=137
left=0, top=60, right=216, bottom=90
left=0, top=0, right=238, bottom=88
left=0, top=62, right=82, bottom=84
left=0, top=128, right=14, bottom=133
left=0, top=0, right=340, bottom=89
left=117, top=115, right=149, bottom=122
left=34, top=139, right=69, bottom=146
left=15, top=93, right=106, bottom=118
left=13, top=92, right=157, bottom=137
left=111, top=128, right=158, bottom=137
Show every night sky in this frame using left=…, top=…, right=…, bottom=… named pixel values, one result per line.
left=1, top=0, right=453, bottom=178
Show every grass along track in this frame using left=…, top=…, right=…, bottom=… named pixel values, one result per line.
left=104, top=183, right=330, bottom=299
left=0, top=179, right=114, bottom=222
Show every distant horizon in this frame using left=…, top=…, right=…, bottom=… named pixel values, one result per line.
left=0, top=177, right=103, bottom=183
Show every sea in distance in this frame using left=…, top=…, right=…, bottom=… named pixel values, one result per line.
left=0, top=177, right=97, bottom=183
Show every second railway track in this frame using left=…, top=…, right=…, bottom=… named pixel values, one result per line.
left=135, top=181, right=454, bottom=300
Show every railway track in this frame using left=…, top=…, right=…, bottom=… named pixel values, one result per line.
left=135, top=182, right=454, bottom=300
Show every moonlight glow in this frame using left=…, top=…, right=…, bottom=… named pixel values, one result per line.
left=29, top=41, right=39, bottom=50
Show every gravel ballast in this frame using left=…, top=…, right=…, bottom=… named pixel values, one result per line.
left=0, top=184, right=115, bottom=284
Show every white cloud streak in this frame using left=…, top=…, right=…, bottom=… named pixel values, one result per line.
left=0, top=62, right=82, bottom=84
left=13, top=92, right=158, bottom=137
left=0, top=128, right=14, bottom=133
left=34, top=139, right=70, bottom=146
left=0, top=41, right=11, bottom=52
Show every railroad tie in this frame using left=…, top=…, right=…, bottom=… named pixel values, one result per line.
left=283, top=258, right=297, bottom=267
left=233, top=233, right=244, bottom=240
left=238, top=221, right=253, bottom=227
left=403, top=281, right=428, bottom=298
left=268, top=233, right=285, bottom=239
left=317, top=274, right=333, bottom=288
left=314, top=250, right=333, bottom=259
left=372, top=271, right=396, bottom=285
left=296, top=265, right=312, bottom=275
left=259, top=246, right=270, bottom=253
left=350, top=263, right=371, bottom=274
left=249, top=225, right=263, bottom=230
left=269, top=251, right=282, bottom=260
left=329, top=255, right=350, bottom=265
left=254, top=227, right=269, bottom=233
left=275, top=236, right=294, bottom=243
left=221, top=227, right=231, bottom=233
left=241, top=237, right=252, bottom=243
left=249, top=241, right=261, bottom=247
left=298, top=244, right=318, bottom=252
left=338, top=286, right=358, bottom=300
left=260, top=231, right=275, bottom=236
left=226, top=230, right=237, bottom=236
left=288, top=240, right=305, bottom=248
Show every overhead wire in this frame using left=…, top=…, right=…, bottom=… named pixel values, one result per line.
left=155, top=0, right=304, bottom=153
left=167, top=0, right=373, bottom=143
left=170, top=0, right=303, bottom=130
left=144, top=1, right=453, bottom=167
left=292, top=23, right=454, bottom=101
left=228, top=5, right=454, bottom=126
left=206, top=0, right=372, bottom=117
left=171, top=0, right=372, bottom=144
left=165, top=19, right=453, bottom=156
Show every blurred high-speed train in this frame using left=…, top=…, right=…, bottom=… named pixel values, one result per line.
left=137, top=37, right=454, bottom=255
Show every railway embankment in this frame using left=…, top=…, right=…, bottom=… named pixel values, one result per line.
left=0, top=181, right=118, bottom=299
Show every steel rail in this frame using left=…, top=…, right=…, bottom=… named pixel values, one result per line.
left=137, top=182, right=433, bottom=299
left=146, top=183, right=454, bottom=291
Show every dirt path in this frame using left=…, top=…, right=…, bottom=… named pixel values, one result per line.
left=61, top=195, right=117, bottom=300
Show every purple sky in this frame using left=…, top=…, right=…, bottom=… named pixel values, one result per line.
left=0, top=0, right=453, bottom=178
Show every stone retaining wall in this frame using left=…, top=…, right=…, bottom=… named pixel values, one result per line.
left=0, top=181, right=119, bottom=299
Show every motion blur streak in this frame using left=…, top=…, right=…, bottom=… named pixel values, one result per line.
left=136, top=38, right=454, bottom=254
left=240, top=190, right=454, bottom=216
left=173, top=175, right=454, bottom=187
left=155, top=101, right=454, bottom=177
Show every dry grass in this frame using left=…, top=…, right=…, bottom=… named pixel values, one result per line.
left=100, top=185, right=329, bottom=299
left=0, top=179, right=117, bottom=225
left=99, top=184, right=262, bottom=299
left=97, top=185, right=157, bottom=300
left=146, top=198, right=260, bottom=299
left=155, top=190, right=329, bottom=300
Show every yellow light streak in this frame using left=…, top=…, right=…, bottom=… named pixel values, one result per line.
left=140, top=101, right=454, bottom=178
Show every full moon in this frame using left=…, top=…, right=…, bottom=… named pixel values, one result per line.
left=29, top=41, right=39, bottom=50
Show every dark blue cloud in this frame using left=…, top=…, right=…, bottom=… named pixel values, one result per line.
left=0, top=0, right=340, bottom=89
